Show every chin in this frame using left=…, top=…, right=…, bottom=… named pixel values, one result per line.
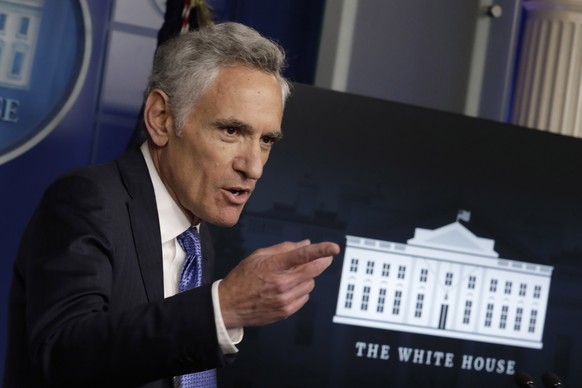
left=207, top=211, right=242, bottom=227
left=214, top=219, right=239, bottom=228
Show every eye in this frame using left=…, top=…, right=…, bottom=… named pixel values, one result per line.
left=261, top=135, right=276, bottom=145
left=224, top=127, right=237, bottom=135
left=260, top=132, right=283, bottom=147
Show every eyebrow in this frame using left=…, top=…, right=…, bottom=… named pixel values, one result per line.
left=213, top=118, right=251, bottom=132
left=213, top=118, right=284, bottom=141
left=265, top=130, right=284, bottom=143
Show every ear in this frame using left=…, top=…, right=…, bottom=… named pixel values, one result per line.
left=144, top=89, right=174, bottom=147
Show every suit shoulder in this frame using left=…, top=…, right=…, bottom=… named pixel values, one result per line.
left=47, top=148, right=146, bottom=199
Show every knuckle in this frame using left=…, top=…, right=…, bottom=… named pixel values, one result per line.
left=272, top=279, right=288, bottom=294
left=298, top=247, right=310, bottom=261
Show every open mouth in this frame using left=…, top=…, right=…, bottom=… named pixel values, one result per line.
left=229, top=189, right=243, bottom=196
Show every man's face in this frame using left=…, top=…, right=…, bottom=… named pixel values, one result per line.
left=151, top=66, right=284, bottom=226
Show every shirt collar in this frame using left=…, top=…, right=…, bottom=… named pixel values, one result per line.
left=140, top=142, right=193, bottom=244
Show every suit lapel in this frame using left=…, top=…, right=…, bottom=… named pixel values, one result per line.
left=117, top=148, right=165, bottom=302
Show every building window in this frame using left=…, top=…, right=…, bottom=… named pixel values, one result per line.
left=361, top=286, right=371, bottom=311
left=393, top=290, right=402, bottom=315
left=0, top=13, right=7, bottom=32
left=468, top=276, right=476, bottom=290
left=484, top=303, right=494, bottom=327
left=463, top=300, right=472, bottom=324
left=519, top=283, right=527, bottom=297
left=381, top=263, right=390, bottom=277
left=377, top=288, right=387, bottom=313
left=9, top=47, right=26, bottom=79
left=529, top=309, right=538, bottom=333
left=445, top=272, right=453, bottom=286
left=350, top=258, right=359, bottom=273
left=500, top=305, right=509, bottom=329
left=366, top=261, right=374, bottom=275
left=397, top=265, right=406, bottom=279
left=533, top=285, right=542, bottom=299
left=414, top=293, right=424, bottom=318
left=18, top=17, right=30, bottom=37
left=419, top=268, right=428, bottom=283
left=514, top=307, right=523, bottom=331
left=504, top=281, right=513, bottom=295
left=345, top=284, right=355, bottom=309
left=490, top=279, right=498, bottom=293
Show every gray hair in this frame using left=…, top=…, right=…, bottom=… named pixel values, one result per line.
left=146, top=22, right=291, bottom=131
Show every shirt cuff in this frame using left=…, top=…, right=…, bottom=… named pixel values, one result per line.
left=212, top=279, right=243, bottom=354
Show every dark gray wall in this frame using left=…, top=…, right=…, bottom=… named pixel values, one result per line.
left=317, top=0, right=522, bottom=122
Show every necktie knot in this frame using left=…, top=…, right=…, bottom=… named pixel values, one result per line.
left=177, top=226, right=200, bottom=254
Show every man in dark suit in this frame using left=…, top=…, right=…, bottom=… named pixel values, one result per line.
left=3, top=22, right=340, bottom=387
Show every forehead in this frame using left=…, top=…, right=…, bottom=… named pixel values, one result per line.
left=194, top=66, right=284, bottom=127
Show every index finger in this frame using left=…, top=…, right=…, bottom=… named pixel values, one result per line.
left=275, top=241, right=341, bottom=271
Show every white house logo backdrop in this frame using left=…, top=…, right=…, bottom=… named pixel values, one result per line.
left=0, top=0, right=91, bottom=165
left=334, top=213, right=553, bottom=350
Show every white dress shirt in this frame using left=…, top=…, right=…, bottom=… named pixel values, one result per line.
left=140, top=143, right=242, bottom=355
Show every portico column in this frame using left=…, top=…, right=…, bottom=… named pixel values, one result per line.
left=511, top=0, right=582, bottom=138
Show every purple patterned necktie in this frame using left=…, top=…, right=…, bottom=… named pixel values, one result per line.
left=176, top=227, right=217, bottom=388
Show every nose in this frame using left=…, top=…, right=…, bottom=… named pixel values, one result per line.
left=233, top=143, right=264, bottom=180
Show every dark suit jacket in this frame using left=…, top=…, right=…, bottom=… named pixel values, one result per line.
left=3, top=148, right=229, bottom=387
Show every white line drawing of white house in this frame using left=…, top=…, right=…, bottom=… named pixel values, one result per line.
left=333, top=218, right=553, bottom=349
left=0, top=0, right=43, bottom=89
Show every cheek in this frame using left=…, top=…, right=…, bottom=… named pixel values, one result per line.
left=189, top=164, right=223, bottom=200
left=175, top=143, right=235, bottom=194
left=206, top=149, right=236, bottom=172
